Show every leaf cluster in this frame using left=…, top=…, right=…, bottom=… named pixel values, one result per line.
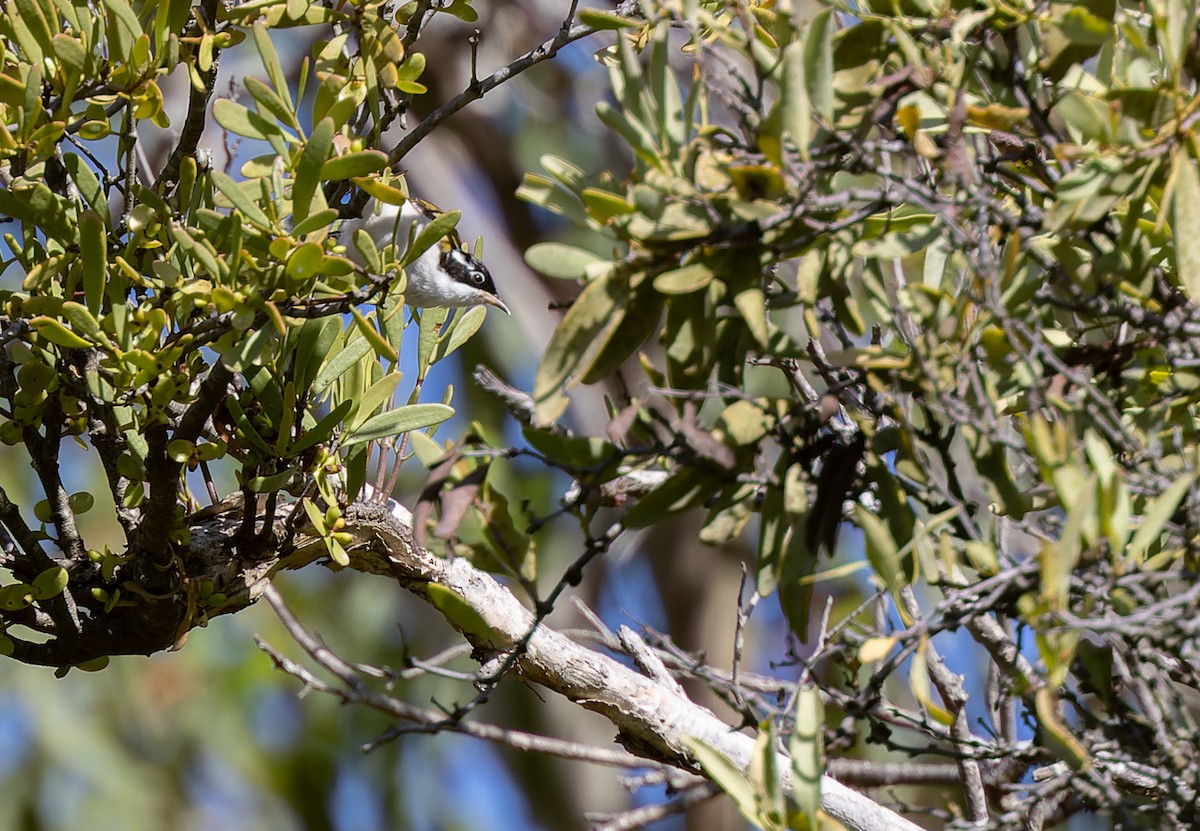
left=515, top=1, right=1200, bottom=827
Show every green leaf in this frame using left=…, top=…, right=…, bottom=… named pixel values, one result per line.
left=402, top=209, right=460, bottom=268
left=353, top=176, right=410, bottom=206
left=29, top=315, right=91, bottom=348
left=1127, top=468, right=1197, bottom=565
left=312, top=333, right=373, bottom=395
left=441, top=0, right=477, bottom=22
left=1035, top=687, right=1091, bottom=771
left=167, top=439, right=195, bottom=463
left=31, top=565, right=68, bottom=600
left=245, top=467, right=298, bottom=493
left=427, top=583, right=506, bottom=645
left=65, top=154, right=110, bottom=226
left=623, top=468, right=723, bottom=529
left=1153, top=0, right=1197, bottom=79
left=790, top=685, right=824, bottom=831
left=718, top=399, right=773, bottom=446
left=100, top=0, right=141, bottom=49
left=293, top=117, right=334, bottom=227
left=533, top=271, right=627, bottom=421
left=416, top=306, right=449, bottom=382
left=524, top=242, right=606, bottom=280
left=212, top=97, right=287, bottom=142
left=577, top=8, right=643, bottom=29
left=341, top=403, right=454, bottom=447
left=59, top=303, right=111, bottom=350
left=245, top=75, right=298, bottom=130
left=349, top=307, right=398, bottom=364
left=211, top=170, right=274, bottom=229
left=654, top=261, right=714, bottom=294
left=348, top=372, right=403, bottom=432
left=733, top=287, right=769, bottom=347
left=748, top=721, right=786, bottom=831
left=322, top=150, right=389, bottom=180
left=68, top=491, right=94, bottom=514
left=224, top=396, right=276, bottom=455
left=286, top=241, right=325, bottom=284
left=252, top=22, right=295, bottom=116
left=169, top=223, right=224, bottom=281
left=434, top=306, right=486, bottom=363
left=0, top=183, right=75, bottom=243
left=803, top=10, right=834, bottom=124
left=79, top=210, right=107, bottom=316
left=351, top=227, right=381, bottom=273
left=855, top=505, right=906, bottom=594
left=1171, top=147, right=1200, bottom=302
left=292, top=315, right=341, bottom=393
left=292, top=207, right=340, bottom=238
left=289, top=399, right=353, bottom=456
left=521, top=426, right=621, bottom=476
left=780, top=41, right=811, bottom=160
left=596, top=101, right=662, bottom=167
left=681, top=738, right=761, bottom=825
left=9, top=0, right=49, bottom=64
left=303, top=495, right=328, bottom=533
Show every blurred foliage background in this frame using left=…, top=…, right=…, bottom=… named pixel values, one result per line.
left=3, top=0, right=1199, bottom=827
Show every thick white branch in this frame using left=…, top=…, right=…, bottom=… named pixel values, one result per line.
left=320, top=502, right=927, bottom=831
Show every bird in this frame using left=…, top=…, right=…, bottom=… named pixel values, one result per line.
left=339, top=197, right=510, bottom=315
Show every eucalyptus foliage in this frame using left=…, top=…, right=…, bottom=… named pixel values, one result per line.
left=0, top=0, right=488, bottom=667
left=2, top=0, right=1200, bottom=828
left=517, top=1, right=1200, bottom=828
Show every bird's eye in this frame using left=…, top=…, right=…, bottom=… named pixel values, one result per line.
left=470, top=270, right=485, bottom=285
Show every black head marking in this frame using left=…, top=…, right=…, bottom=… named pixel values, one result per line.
left=441, top=247, right=501, bottom=298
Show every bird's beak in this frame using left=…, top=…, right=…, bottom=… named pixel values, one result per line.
left=483, top=295, right=511, bottom=315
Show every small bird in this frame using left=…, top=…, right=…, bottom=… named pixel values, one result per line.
left=340, top=197, right=510, bottom=314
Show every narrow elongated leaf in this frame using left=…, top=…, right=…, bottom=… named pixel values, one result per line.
left=577, top=8, right=642, bottom=28
left=349, top=307, right=398, bottom=364
left=341, top=403, right=454, bottom=446
left=434, top=306, right=486, bottom=363
left=803, top=10, right=834, bottom=124
left=533, top=271, right=627, bottom=420
left=30, top=316, right=91, bottom=348
left=79, top=210, right=106, bottom=315
left=312, top=334, right=373, bottom=395
left=790, top=686, right=824, bottom=831
left=855, top=505, right=906, bottom=593
left=322, top=150, right=388, bottom=180
left=402, top=210, right=460, bottom=268
left=61, top=302, right=113, bottom=350
left=780, top=41, right=811, bottom=160
left=1170, top=148, right=1200, bottom=302
left=289, top=399, right=352, bottom=456
left=524, top=242, right=606, bottom=280
left=681, top=738, right=761, bottom=825
left=213, top=98, right=286, bottom=142
left=0, top=184, right=74, bottom=242
left=65, top=154, right=110, bottom=226
left=292, top=207, right=340, bottom=238
left=293, top=117, right=334, bottom=226
left=348, top=373, right=403, bottom=431
left=352, top=176, right=409, bottom=206
left=224, top=396, right=275, bottom=455
left=1127, top=468, right=1197, bottom=564
left=253, top=22, right=294, bottom=113
left=211, top=170, right=273, bottom=229
left=245, top=75, right=297, bottom=130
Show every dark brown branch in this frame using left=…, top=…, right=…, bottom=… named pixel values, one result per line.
left=156, top=0, right=221, bottom=193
